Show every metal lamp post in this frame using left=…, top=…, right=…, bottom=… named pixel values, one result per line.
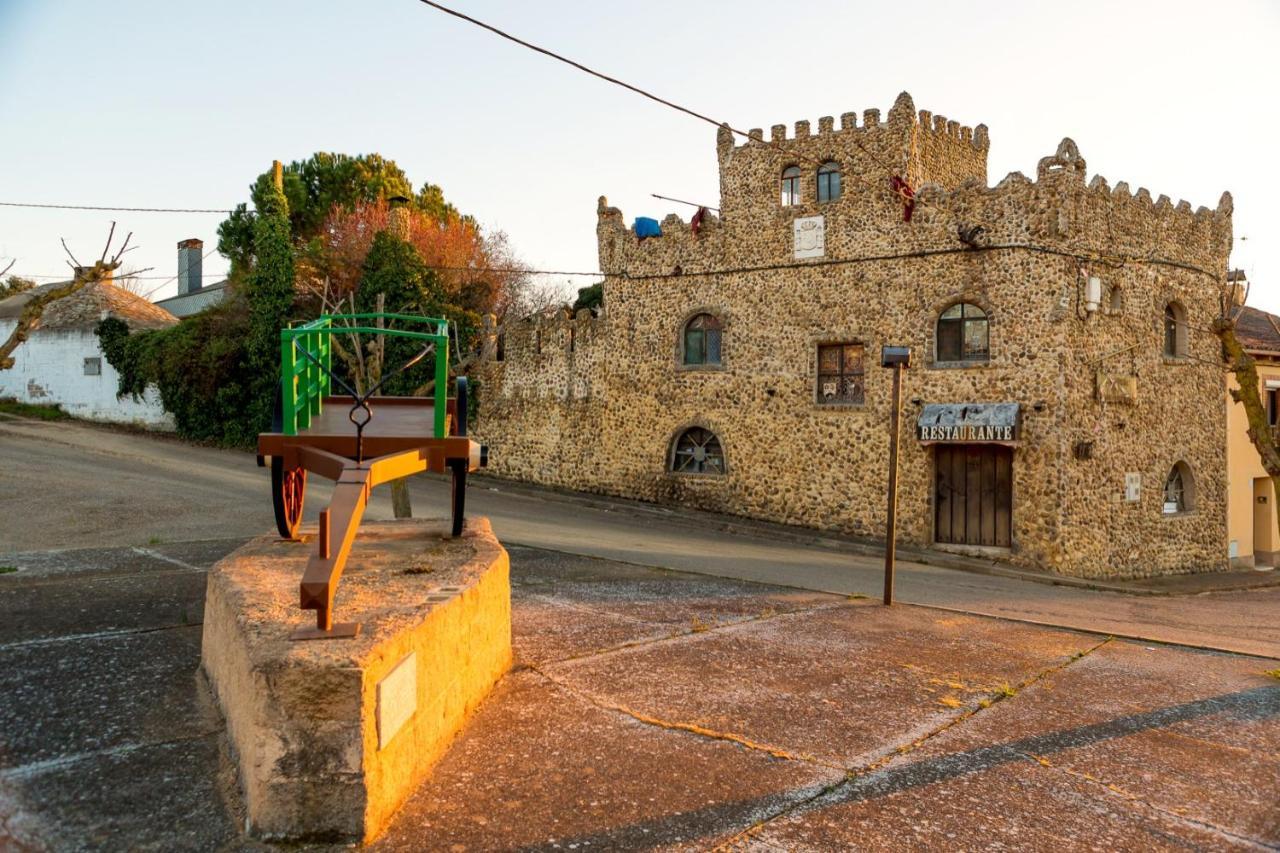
left=880, top=345, right=911, bottom=605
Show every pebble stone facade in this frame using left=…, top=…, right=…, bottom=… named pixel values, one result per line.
left=474, top=92, right=1234, bottom=579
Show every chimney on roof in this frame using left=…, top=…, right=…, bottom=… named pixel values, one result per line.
left=177, top=238, right=203, bottom=295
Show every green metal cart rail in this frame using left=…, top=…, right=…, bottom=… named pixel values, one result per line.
left=279, top=312, right=450, bottom=438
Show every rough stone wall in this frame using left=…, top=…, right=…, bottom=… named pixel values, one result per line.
left=476, top=92, right=1233, bottom=579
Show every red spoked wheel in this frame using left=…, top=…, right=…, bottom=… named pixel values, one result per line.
left=271, top=456, right=307, bottom=540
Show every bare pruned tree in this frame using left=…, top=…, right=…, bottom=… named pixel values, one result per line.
left=0, top=224, right=134, bottom=370
left=1214, top=276, right=1280, bottom=523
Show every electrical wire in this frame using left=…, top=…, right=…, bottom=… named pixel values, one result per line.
left=0, top=201, right=233, bottom=214
left=614, top=242, right=1223, bottom=284
left=410, top=0, right=946, bottom=218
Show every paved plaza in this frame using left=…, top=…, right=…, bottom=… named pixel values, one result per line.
left=1, top=539, right=1276, bottom=850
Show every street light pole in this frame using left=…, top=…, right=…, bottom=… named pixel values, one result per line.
left=880, top=346, right=911, bottom=606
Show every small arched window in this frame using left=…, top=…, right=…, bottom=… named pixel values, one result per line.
left=936, top=303, right=990, bottom=363
left=1108, top=286, right=1123, bottom=315
left=671, top=427, right=725, bottom=475
left=1163, top=461, right=1195, bottom=514
left=780, top=166, right=801, bottom=206
left=817, top=161, right=841, bottom=203
left=682, top=313, right=723, bottom=366
left=1164, top=302, right=1187, bottom=358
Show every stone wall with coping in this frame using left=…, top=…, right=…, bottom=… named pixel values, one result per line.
left=476, top=92, right=1233, bottom=579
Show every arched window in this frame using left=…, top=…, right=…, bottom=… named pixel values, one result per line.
left=682, top=313, right=723, bottom=366
left=936, top=303, right=990, bottom=363
left=1108, top=286, right=1123, bottom=314
left=1164, top=302, right=1187, bottom=358
left=817, top=161, right=841, bottom=203
left=780, top=165, right=801, bottom=206
left=1163, top=461, right=1195, bottom=514
left=671, top=427, right=725, bottom=475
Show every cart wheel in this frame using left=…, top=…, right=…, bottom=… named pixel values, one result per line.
left=271, top=456, right=306, bottom=540
left=454, top=376, right=468, bottom=437
left=450, top=460, right=467, bottom=537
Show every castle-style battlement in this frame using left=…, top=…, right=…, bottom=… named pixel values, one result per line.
left=719, top=92, right=988, bottom=154
left=597, top=127, right=1231, bottom=281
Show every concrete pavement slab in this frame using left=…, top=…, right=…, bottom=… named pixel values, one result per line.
left=510, top=547, right=841, bottom=665
left=0, top=568, right=206, bottom=644
left=544, top=605, right=1101, bottom=768
left=0, top=626, right=209, bottom=767
left=882, top=640, right=1280, bottom=846
left=373, top=670, right=844, bottom=852
left=0, top=733, right=238, bottom=852
left=741, top=752, right=1236, bottom=851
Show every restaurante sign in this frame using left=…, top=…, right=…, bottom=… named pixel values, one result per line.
left=916, top=402, right=1021, bottom=444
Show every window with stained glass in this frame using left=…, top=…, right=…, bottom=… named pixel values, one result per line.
left=817, top=343, right=865, bottom=404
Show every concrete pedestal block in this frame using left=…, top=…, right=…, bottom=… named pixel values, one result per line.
left=200, top=517, right=511, bottom=843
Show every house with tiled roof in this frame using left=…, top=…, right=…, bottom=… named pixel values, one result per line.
left=1227, top=284, right=1280, bottom=570
left=0, top=272, right=177, bottom=426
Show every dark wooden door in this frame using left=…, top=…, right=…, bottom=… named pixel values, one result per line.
left=934, top=445, right=1012, bottom=547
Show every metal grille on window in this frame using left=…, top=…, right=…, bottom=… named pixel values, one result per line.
left=672, top=427, right=725, bottom=474
left=817, top=343, right=865, bottom=404
left=83, top=357, right=101, bottom=376
left=780, top=166, right=801, bottom=206
left=683, top=314, right=723, bottom=366
left=936, top=303, right=989, bottom=363
left=817, top=161, right=841, bottom=203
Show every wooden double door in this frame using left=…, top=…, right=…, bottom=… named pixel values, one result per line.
left=934, top=444, right=1012, bottom=548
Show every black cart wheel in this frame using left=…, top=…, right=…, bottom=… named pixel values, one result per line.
left=271, top=456, right=307, bottom=540
left=449, top=460, right=467, bottom=537
left=454, top=376, right=468, bottom=436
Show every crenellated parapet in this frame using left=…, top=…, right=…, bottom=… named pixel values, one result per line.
left=909, top=137, right=1233, bottom=271
left=478, top=303, right=607, bottom=403
left=597, top=195, right=724, bottom=278
left=715, top=92, right=989, bottom=221
left=598, top=130, right=1231, bottom=283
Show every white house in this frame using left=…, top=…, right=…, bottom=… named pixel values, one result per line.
left=0, top=274, right=178, bottom=427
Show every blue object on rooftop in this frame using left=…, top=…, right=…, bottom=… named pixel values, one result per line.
left=634, top=217, right=662, bottom=238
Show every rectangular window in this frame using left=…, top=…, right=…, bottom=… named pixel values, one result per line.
left=1268, top=388, right=1279, bottom=426
left=83, top=357, right=101, bottom=376
left=816, top=343, right=865, bottom=405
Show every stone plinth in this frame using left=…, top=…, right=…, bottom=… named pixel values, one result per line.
left=200, top=517, right=511, bottom=843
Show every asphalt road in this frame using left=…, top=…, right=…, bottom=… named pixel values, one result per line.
left=2, top=414, right=1278, bottom=657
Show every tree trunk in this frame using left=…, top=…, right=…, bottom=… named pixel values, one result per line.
left=390, top=477, right=412, bottom=518
left=1215, top=317, right=1280, bottom=557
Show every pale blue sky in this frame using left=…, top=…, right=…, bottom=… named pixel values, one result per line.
left=1, top=1, right=1277, bottom=308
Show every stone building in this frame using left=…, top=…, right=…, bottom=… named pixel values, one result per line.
left=475, top=92, right=1234, bottom=579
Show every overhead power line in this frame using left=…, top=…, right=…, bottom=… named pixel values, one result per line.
left=0, top=201, right=233, bottom=214
left=413, top=0, right=730, bottom=134
left=410, top=0, right=949, bottom=220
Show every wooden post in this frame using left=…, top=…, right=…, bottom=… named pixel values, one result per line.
left=884, top=361, right=904, bottom=606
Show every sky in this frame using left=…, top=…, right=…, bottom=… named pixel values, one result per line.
left=1, top=0, right=1277, bottom=309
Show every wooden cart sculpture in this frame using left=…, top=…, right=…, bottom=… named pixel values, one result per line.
left=256, top=313, right=487, bottom=640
